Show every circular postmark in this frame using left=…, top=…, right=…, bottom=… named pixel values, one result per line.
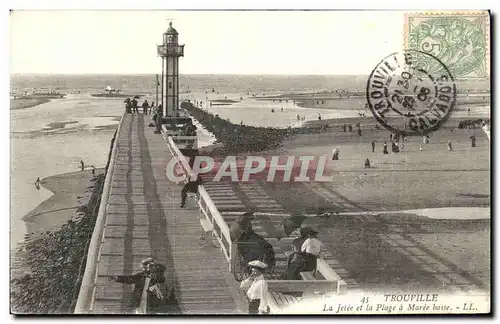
left=366, top=50, right=457, bottom=135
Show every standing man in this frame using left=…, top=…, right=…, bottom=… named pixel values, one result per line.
left=142, top=100, right=149, bottom=115
left=80, top=160, right=85, bottom=171
left=371, top=141, right=375, bottom=153
left=132, top=97, right=139, bottom=114
left=125, top=98, right=132, bottom=113
left=154, top=104, right=163, bottom=134
left=470, top=135, right=477, bottom=147
left=150, top=101, right=155, bottom=115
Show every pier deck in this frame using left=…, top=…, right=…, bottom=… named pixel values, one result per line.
left=90, top=114, right=247, bottom=314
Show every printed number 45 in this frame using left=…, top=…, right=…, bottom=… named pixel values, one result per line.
left=361, top=297, right=369, bottom=304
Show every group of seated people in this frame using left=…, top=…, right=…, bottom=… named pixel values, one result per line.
left=234, top=214, right=323, bottom=315
left=230, top=213, right=323, bottom=281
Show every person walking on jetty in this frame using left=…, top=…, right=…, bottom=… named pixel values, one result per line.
left=371, top=141, right=375, bottom=153
left=383, top=142, right=389, bottom=154
left=150, top=101, right=155, bottom=115
left=80, top=160, right=85, bottom=171
left=154, top=104, right=163, bottom=134
left=180, top=175, right=202, bottom=208
left=125, top=98, right=132, bottom=113
left=91, top=165, right=97, bottom=176
left=132, top=98, right=139, bottom=114
left=240, top=260, right=270, bottom=314
left=142, top=100, right=149, bottom=115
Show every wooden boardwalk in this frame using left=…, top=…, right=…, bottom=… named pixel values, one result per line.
left=90, top=114, right=247, bottom=314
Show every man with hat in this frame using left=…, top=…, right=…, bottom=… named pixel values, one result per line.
left=108, top=257, right=170, bottom=314
left=240, top=260, right=270, bottom=314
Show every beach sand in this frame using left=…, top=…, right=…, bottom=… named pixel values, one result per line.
left=10, top=98, right=52, bottom=110
left=22, top=169, right=101, bottom=237
left=261, top=123, right=490, bottom=292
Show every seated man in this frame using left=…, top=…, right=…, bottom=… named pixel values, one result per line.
left=180, top=175, right=202, bottom=208
left=184, top=119, right=197, bottom=136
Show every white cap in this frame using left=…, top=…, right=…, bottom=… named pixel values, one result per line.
left=248, top=260, right=268, bottom=269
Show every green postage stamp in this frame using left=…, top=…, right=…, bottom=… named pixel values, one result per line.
left=404, top=11, right=490, bottom=79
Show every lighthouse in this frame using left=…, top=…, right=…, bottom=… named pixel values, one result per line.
left=157, top=21, right=184, bottom=118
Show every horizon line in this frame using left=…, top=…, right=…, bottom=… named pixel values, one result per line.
left=10, top=72, right=371, bottom=77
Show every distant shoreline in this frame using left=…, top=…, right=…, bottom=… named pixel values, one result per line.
left=10, top=98, right=51, bottom=110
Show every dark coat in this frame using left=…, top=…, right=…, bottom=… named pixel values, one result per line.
left=116, top=266, right=177, bottom=314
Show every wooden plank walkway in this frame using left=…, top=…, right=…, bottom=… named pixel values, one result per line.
left=91, top=114, right=247, bottom=314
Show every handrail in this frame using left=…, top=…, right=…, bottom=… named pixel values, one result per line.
left=163, top=128, right=233, bottom=271
left=74, top=113, right=125, bottom=314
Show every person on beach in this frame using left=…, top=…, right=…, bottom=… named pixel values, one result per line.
left=470, top=135, right=476, bottom=147
left=318, top=113, right=322, bottom=121
left=142, top=100, right=149, bottom=115
left=348, top=124, right=353, bottom=132
left=91, top=165, right=97, bottom=176
left=447, top=141, right=453, bottom=151
left=240, top=260, right=270, bottom=314
left=35, top=177, right=41, bottom=190
left=357, top=128, right=362, bottom=136
left=371, top=141, right=375, bottom=153
left=383, top=142, right=389, bottom=154
left=332, top=148, right=339, bottom=160
left=80, top=160, right=85, bottom=171
left=343, top=124, right=347, bottom=132
left=297, top=114, right=300, bottom=121
left=180, top=175, right=202, bottom=209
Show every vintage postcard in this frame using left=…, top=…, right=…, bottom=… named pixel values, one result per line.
left=10, top=10, right=491, bottom=315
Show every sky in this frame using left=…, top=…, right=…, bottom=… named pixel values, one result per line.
left=9, top=10, right=408, bottom=75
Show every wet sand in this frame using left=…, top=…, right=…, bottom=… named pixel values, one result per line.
left=22, top=169, right=101, bottom=237
left=263, top=123, right=490, bottom=292
left=10, top=98, right=51, bottom=110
